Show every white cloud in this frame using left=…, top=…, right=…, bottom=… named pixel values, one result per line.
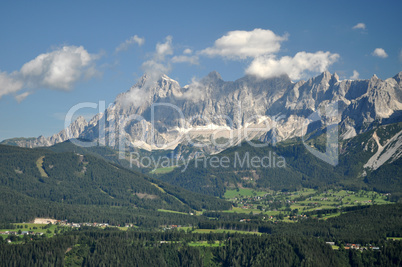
left=199, top=28, right=338, bottom=80
left=15, top=92, right=31, bottom=103
left=172, top=55, right=199, bottom=65
left=115, top=35, right=145, bottom=53
left=0, top=71, right=24, bottom=99
left=141, top=60, right=171, bottom=80
left=155, top=36, right=173, bottom=60
left=372, top=48, right=388, bottom=58
left=141, top=36, right=174, bottom=80
left=352, top=23, right=366, bottom=30
left=350, top=70, right=360, bottom=80
left=171, top=47, right=199, bottom=64
left=201, top=28, right=288, bottom=59
left=179, top=77, right=207, bottom=102
left=0, top=46, right=99, bottom=101
left=20, top=45, right=99, bottom=90
left=245, top=51, right=340, bottom=80
left=118, top=36, right=174, bottom=107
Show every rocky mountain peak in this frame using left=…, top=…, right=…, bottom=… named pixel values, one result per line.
left=206, top=71, right=222, bottom=81
left=4, top=71, right=402, bottom=154
left=393, top=71, right=402, bottom=85
left=332, top=72, right=340, bottom=82
left=75, top=116, right=87, bottom=124
left=315, top=71, right=338, bottom=85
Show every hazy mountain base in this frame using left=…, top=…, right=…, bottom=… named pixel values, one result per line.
left=17, top=121, right=402, bottom=200
left=159, top=122, right=402, bottom=198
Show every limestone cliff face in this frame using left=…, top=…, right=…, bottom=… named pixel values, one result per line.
left=6, top=71, right=402, bottom=157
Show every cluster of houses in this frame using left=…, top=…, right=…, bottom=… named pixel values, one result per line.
left=344, top=243, right=380, bottom=251
left=325, top=242, right=380, bottom=251
left=31, top=218, right=111, bottom=228
left=161, top=225, right=183, bottom=230
left=57, top=221, right=110, bottom=228
left=1, top=231, right=44, bottom=243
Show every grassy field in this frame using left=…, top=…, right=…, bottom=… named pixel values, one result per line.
left=157, top=209, right=189, bottom=215
left=387, top=237, right=402, bottom=241
left=177, top=226, right=193, bottom=232
left=224, top=188, right=267, bottom=199
left=290, top=189, right=390, bottom=213
left=35, top=156, right=48, bottom=177
left=223, top=188, right=392, bottom=219
left=150, top=166, right=177, bottom=174
left=223, top=207, right=261, bottom=214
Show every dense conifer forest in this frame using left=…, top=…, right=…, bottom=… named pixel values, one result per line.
left=1, top=143, right=401, bottom=266
left=0, top=204, right=401, bottom=266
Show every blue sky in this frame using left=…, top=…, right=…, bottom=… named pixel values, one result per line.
left=0, top=0, right=401, bottom=141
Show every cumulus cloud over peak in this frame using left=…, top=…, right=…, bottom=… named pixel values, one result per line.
left=372, top=48, right=388, bottom=58
left=352, top=23, right=366, bottom=30
left=350, top=70, right=360, bottom=80
left=0, top=45, right=99, bottom=101
left=115, top=35, right=145, bottom=53
left=245, top=51, right=340, bottom=80
left=118, top=36, right=175, bottom=107
left=199, top=28, right=339, bottom=80
left=201, top=28, right=288, bottom=59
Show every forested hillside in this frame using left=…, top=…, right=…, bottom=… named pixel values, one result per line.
left=159, top=122, right=402, bottom=197
left=0, top=144, right=231, bottom=224
left=1, top=204, right=401, bottom=266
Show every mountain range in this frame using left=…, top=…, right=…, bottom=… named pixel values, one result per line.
left=1, top=70, right=402, bottom=223
left=3, top=71, right=402, bottom=170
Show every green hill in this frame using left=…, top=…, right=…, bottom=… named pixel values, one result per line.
left=0, top=144, right=231, bottom=224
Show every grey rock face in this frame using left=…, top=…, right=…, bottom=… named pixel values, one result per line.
left=5, top=71, right=402, bottom=156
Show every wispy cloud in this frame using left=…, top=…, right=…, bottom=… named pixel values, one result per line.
left=15, top=92, right=31, bottom=103
left=372, top=48, right=388, bottom=58
left=171, top=55, right=199, bottom=65
left=172, top=49, right=199, bottom=65
left=0, top=45, right=100, bottom=101
left=352, top=23, right=366, bottom=30
left=117, top=36, right=174, bottom=107
left=350, top=70, right=360, bottom=80
left=0, top=71, right=24, bottom=99
left=115, top=35, right=145, bottom=53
